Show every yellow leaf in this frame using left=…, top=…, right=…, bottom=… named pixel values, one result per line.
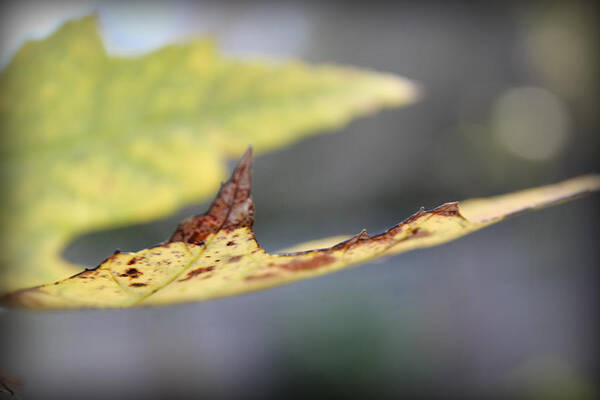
left=4, top=149, right=598, bottom=309
left=0, top=16, right=418, bottom=292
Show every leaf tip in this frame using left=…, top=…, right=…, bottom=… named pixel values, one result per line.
left=168, top=149, right=255, bottom=244
left=234, top=146, right=253, bottom=186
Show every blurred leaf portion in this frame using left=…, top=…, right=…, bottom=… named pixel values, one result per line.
left=0, top=16, right=417, bottom=292
left=4, top=151, right=598, bottom=310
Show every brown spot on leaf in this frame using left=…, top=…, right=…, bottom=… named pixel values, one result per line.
left=178, top=266, right=215, bottom=282
left=245, top=272, right=277, bottom=281
left=127, top=257, right=138, bottom=265
left=408, top=227, right=430, bottom=239
left=227, top=255, right=242, bottom=263
left=226, top=241, right=236, bottom=246
left=432, top=202, right=462, bottom=217
left=129, top=283, right=147, bottom=287
left=279, top=254, right=336, bottom=271
left=73, top=269, right=97, bottom=279
left=119, top=268, right=142, bottom=279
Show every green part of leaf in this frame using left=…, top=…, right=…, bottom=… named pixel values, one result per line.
left=0, top=16, right=418, bottom=292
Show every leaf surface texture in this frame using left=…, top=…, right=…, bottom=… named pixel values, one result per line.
left=5, top=150, right=598, bottom=309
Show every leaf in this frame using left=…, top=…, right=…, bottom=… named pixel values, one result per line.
left=0, top=16, right=418, bottom=292
left=4, top=149, right=598, bottom=310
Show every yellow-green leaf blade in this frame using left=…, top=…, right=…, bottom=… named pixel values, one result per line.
left=0, top=16, right=418, bottom=292
left=4, top=153, right=597, bottom=310
left=459, top=174, right=600, bottom=222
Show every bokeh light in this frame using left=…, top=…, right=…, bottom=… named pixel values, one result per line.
left=492, top=87, right=570, bottom=161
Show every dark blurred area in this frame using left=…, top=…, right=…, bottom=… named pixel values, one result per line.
left=1, top=1, right=599, bottom=399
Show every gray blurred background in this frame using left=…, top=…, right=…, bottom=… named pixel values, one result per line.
left=1, top=1, right=599, bottom=399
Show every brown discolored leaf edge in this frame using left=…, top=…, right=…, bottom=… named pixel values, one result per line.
left=168, top=148, right=255, bottom=245
left=2, top=149, right=599, bottom=309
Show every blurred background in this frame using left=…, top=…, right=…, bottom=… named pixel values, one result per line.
left=1, top=0, right=599, bottom=399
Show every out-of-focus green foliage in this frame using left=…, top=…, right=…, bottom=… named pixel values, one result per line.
left=0, top=16, right=417, bottom=292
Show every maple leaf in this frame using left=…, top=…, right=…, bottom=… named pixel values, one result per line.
left=0, top=16, right=418, bottom=292
left=3, top=149, right=598, bottom=309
